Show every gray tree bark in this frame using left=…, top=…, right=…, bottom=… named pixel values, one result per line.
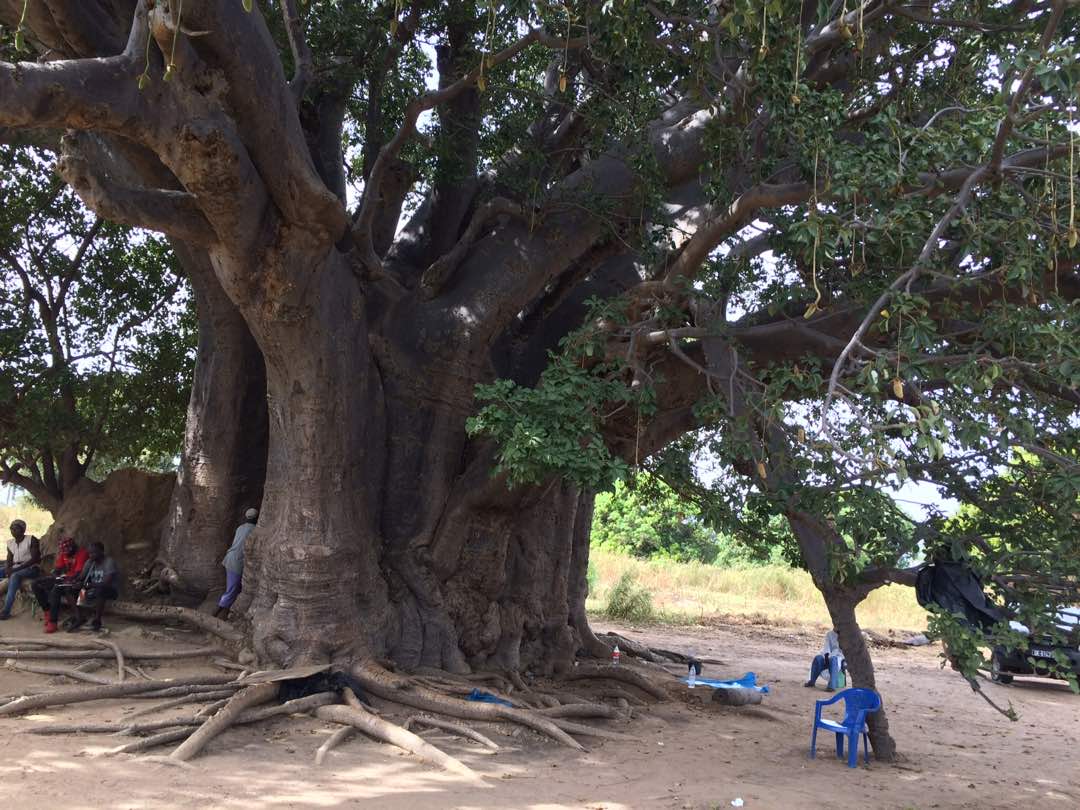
left=157, top=246, right=267, bottom=600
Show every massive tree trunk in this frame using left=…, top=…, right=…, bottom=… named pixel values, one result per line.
left=223, top=240, right=597, bottom=673
left=157, top=247, right=268, bottom=600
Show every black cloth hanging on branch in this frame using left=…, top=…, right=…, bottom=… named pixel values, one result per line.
left=915, top=560, right=1005, bottom=630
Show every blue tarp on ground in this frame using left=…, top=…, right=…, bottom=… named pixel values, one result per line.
left=466, top=688, right=514, bottom=707
left=681, top=671, right=769, bottom=694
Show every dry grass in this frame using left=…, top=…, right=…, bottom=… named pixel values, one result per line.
left=0, top=500, right=52, bottom=539
left=587, top=548, right=927, bottom=633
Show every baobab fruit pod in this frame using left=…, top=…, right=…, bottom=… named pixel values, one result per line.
left=756, top=461, right=768, bottom=479
left=797, top=427, right=806, bottom=444
left=242, top=0, right=253, bottom=12
left=892, top=378, right=904, bottom=399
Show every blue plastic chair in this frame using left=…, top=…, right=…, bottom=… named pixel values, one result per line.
left=809, top=687, right=881, bottom=768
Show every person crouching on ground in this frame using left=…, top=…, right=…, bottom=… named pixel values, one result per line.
left=33, top=536, right=89, bottom=633
left=67, top=542, right=119, bottom=633
left=804, top=628, right=845, bottom=691
left=0, top=519, right=42, bottom=620
left=213, top=507, right=257, bottom=620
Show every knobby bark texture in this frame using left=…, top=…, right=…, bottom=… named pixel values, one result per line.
left=157, top=246, right=268, bottom=600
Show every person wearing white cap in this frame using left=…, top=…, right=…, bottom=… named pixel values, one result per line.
left=213, top=508, right=258, bottom=620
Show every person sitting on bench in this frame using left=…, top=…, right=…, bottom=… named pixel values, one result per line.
left=0, top=519, right=42, bottom=620
left=33, top=536, right=90, bottom=634
left=66, top=542, right=119, bottom=633
left=804, top=629, right=846, bottom=691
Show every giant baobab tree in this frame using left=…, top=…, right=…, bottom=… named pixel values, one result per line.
left=1, top=0, right=1077, bottom=758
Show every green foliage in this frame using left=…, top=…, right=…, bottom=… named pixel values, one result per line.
left=0, top=146, right=193, bottom=501
left=461, top=1, right=1080, bottom=696
left=604, top=570, right=654, bottom=622
left=467, top=335, right=652, bottom=489
left=592, top=473, right=780, bottom=565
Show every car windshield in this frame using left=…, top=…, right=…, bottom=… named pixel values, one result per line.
left=1007, top=606, right=1080, bottom=637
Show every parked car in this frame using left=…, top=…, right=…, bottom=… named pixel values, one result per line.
left=990, top=607, right=1080, bottom=685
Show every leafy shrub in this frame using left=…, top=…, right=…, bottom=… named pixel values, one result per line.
left=586, top=560, right=598, bottom=595
left=604, top=571, right=654, bottom=622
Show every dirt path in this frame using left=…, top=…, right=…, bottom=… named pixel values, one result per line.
left=0, top=612, right=1076, bottom=809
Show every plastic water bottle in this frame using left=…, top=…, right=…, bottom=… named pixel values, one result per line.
left=688, top=665, right=696, bottom=689
left=612, top=645, right=621, bottom=666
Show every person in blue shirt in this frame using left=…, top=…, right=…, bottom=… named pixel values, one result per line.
left=213, top=508, right=257, bottom=620
left=66, top=542, right=119, bottom=633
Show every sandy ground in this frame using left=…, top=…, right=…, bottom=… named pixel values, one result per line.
left=0, top=611, right=1077, bottom=810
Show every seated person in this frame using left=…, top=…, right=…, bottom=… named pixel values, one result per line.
left=33, top=536, right=90, bottom=634
left=804, top=628, right=846, bottom=691
left=66, top=542, right=119, bottom=633
left=0, top=519, right=42, bottom=620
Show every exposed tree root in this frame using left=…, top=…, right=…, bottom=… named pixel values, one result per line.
left=351, top=665, right=584, bottom=751
left=4, top=661, right=117, bottom=685
left=0, top=674, right=238, bottom=716
left=95, top=637, right=125, bottom=681
left=127, top=690, right=237, bottom=719
left=414, top=675, right=528, bottom=708
left=136, top=682, right=242, bottom=699
left=507, top=670, right=531, bottom=695
left=106, top=727, right=194, bottom=756
left=315, top=698, right=480, bottom=779
left=0, top=636, right=123, bottom=679
left=170, top=682, right=280, bottom=761
left=32, top=718, right=196, bottom=736
left=195, top=697, right=232, bottom=718
left=106, top=601, right=242, bottom=643
left=46, top=692, right=338, bottom=747
left=595, top=632, right=721, bottom=668
left=546, top=717, right=638, bottom=741
left=563, top=662, right=670, bottom=700
left=0, top=646, right=221, bottom=661
left=539, top=703, right=621, bottom=720
left=595, top=687, right=645, bottom=706
left=462, top=672, right=514, bottom=693
left=212, top=658, right=247, bottom=672
left=402, top=713, right=501, bottom=751
left=315, top=724, right=356, bottom=766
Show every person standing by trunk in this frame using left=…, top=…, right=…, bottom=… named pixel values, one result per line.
left=32, top=536, right=90, bottom=633
left=1, top=519, right=42, bottom=619
left=213, top=508, right=257, bottom=620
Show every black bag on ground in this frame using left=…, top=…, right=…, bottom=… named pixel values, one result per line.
left=277, top=670, right=370, bottom=705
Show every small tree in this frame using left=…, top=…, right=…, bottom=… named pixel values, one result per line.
left=0, top=146, right=193, bottom=513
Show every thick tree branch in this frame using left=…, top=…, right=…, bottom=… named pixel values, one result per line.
left=57, top=141, right=215, bottom=246
left=420, top=197, right=522, bottom=298
left=280, top=0, right=313, bottom=102
left=662, top=183, right=811, bottom=284
left=352, top=28, right=588, bottom=273
left=0, top=3, right=149, bottom=134
left=178, top=1, right=347, bottom=243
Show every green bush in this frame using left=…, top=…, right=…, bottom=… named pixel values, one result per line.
left=604, top=571, right=654, bottom=622
left=586, top=560, right=598, bottom=595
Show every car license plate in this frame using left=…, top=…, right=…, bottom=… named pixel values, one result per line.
left=1031, top=649, right=1054, bottom=659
